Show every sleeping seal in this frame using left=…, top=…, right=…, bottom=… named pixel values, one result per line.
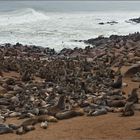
left=55, top=108, right=84, bottom=120
left=20, top=115, right=57, bottom=127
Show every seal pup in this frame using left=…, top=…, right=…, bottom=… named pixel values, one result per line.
left=111, top=75, right=122, bottom=89
left=121, top=102, right=134, bottom=117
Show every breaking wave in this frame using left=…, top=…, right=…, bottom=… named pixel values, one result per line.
left=0, top=8, right=49, bottom=25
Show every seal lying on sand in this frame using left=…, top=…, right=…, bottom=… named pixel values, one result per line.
left=20, top=115, right=57, bottom=127
left=16, top=125, right=35, bottom=135
left=55, top=108, right=84, bottom=120
left=87, top=108, right=107, bottom=116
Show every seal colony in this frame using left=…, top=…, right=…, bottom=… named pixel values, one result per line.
left=0, top=32, right=140, bottom=135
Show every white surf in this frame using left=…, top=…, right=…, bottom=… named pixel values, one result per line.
left=0, top=8, right=140, bottom=51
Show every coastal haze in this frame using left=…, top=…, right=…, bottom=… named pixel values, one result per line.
left=0, top=1, right=140, bottom=51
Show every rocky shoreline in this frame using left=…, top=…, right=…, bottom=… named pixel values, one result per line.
left=98, top=17, right=140, bottom=25
left=0, top=32, right=140, bottom=135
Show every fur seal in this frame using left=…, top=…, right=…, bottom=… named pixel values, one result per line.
left=55, top=108, right=84, bottom=120
left=20, top=115, right=57, bottom=127
left=9, top=112, right=21, bottom=117
left=8, top=124, right=19, bottom=130
left=107, top=99, right=126, bottom=107
left=47, top=95, right=66, bottom=116
left=18, top=113, right=35, bottom=120
left=127, top=88, right=139, bottom=103
left=121, top=102, right=134, bottom=117
left=20, top=118, right=37, bottom=127
left=36, top=115, right=58, bottom=122
left=111, top=75, right=122, bottom=88
left=24, top=125, right=35, bottom=132
left=87, top=108, right=107, bottom=116
left=92, top=108, right=107, bottom=116
left=16, top=125, right=35, bottom=135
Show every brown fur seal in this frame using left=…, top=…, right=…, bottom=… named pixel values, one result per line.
left=55, top=108, right=84, bottom=120
left=88, top=108, right=107, bottom=116
left=16, top=125, right=35, bottom=135
left=20, top=118, right=37, bottom=127
left=107, top=99, right=126, bottom=107
left=36, top=115, right=57, bottom=122
left=20, top=115, right=57, bottom=127
left=127, top=88, right=139, bottom=103
left=111, top=75, right=122, bottom=88
left=47, top=95, right=66, bottom=116
left=121, top=102, right=134, bottom=117
left=0, top=124, right=13, bottom=134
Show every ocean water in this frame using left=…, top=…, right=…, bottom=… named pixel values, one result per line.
left=0, top=1, right=140, bottom=51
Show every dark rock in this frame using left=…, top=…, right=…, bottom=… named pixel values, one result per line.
left=98, top=21, right=118, bottom=25
left=128, top=17, right=140, bottom=23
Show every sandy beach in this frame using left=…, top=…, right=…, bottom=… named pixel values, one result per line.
left=0, top=33, right=140, bottom=139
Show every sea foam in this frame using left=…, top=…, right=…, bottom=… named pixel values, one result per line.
left=0, top=8, right=140, bottom=51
